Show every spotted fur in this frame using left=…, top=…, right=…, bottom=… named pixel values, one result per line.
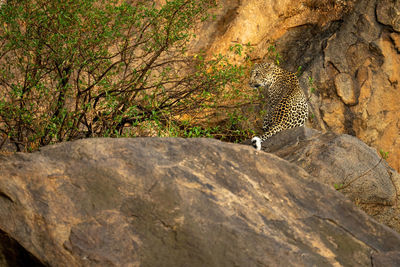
left=249, top=62, right=308, bottom=149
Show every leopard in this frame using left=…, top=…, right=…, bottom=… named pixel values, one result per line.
left=249, top=62, right=308, bottom=150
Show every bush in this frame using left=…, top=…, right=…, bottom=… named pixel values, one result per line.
left=0, top=0, right=252, bottom=151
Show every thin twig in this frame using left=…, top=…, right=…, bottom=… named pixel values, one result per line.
left=338, top=158, right=383, bottom=190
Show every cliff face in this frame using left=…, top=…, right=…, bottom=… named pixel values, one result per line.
left=190, top=0, right=400, bottom=171
left=306, top=0, right=400, bottom=172
left=191, top=0, right=353, bottom=57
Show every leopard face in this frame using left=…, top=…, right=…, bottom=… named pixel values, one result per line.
left=249, top=62, right=282, bottom=89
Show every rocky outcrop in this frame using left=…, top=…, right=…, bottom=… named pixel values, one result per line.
left=190, top=0, right=354, bottom=59
left=243, top=126, right=400, bottom=233
left=188, top=0, right=400, bottom=172
left=1, top=137, right=400, bottom=266
left=301, top=0, right=400, bottom=172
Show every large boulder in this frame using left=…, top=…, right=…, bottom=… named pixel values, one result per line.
left=1, top=137, right=400, bottom=266
left=244, top=127, right=400, bottom=233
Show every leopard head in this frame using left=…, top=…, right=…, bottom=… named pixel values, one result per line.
left=249, top=62, right=280, bottom=89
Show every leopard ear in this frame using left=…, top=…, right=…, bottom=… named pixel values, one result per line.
left=261, top=62, right=275, bottom=70
left=261, top=62, right=269, bottom=67
left=269, top=62, right=277, bottom=68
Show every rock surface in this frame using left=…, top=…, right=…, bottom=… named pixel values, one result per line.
left=189, top=0, right=354, bottom=58
left=243, top=127, right=400, bottom=233
left=334, top=73, right=357, bottom=105
left=1, top=137, right=400, bottom=266
left=301, top=0, right=400, bottom=172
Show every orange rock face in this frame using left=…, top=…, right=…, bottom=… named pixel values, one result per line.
left=313, top=1, right=400, bottom=171
left=190, top=0, right=352, bottom=59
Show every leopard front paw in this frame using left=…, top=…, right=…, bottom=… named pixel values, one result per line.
left=251, top=136, right=262, bottom=151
